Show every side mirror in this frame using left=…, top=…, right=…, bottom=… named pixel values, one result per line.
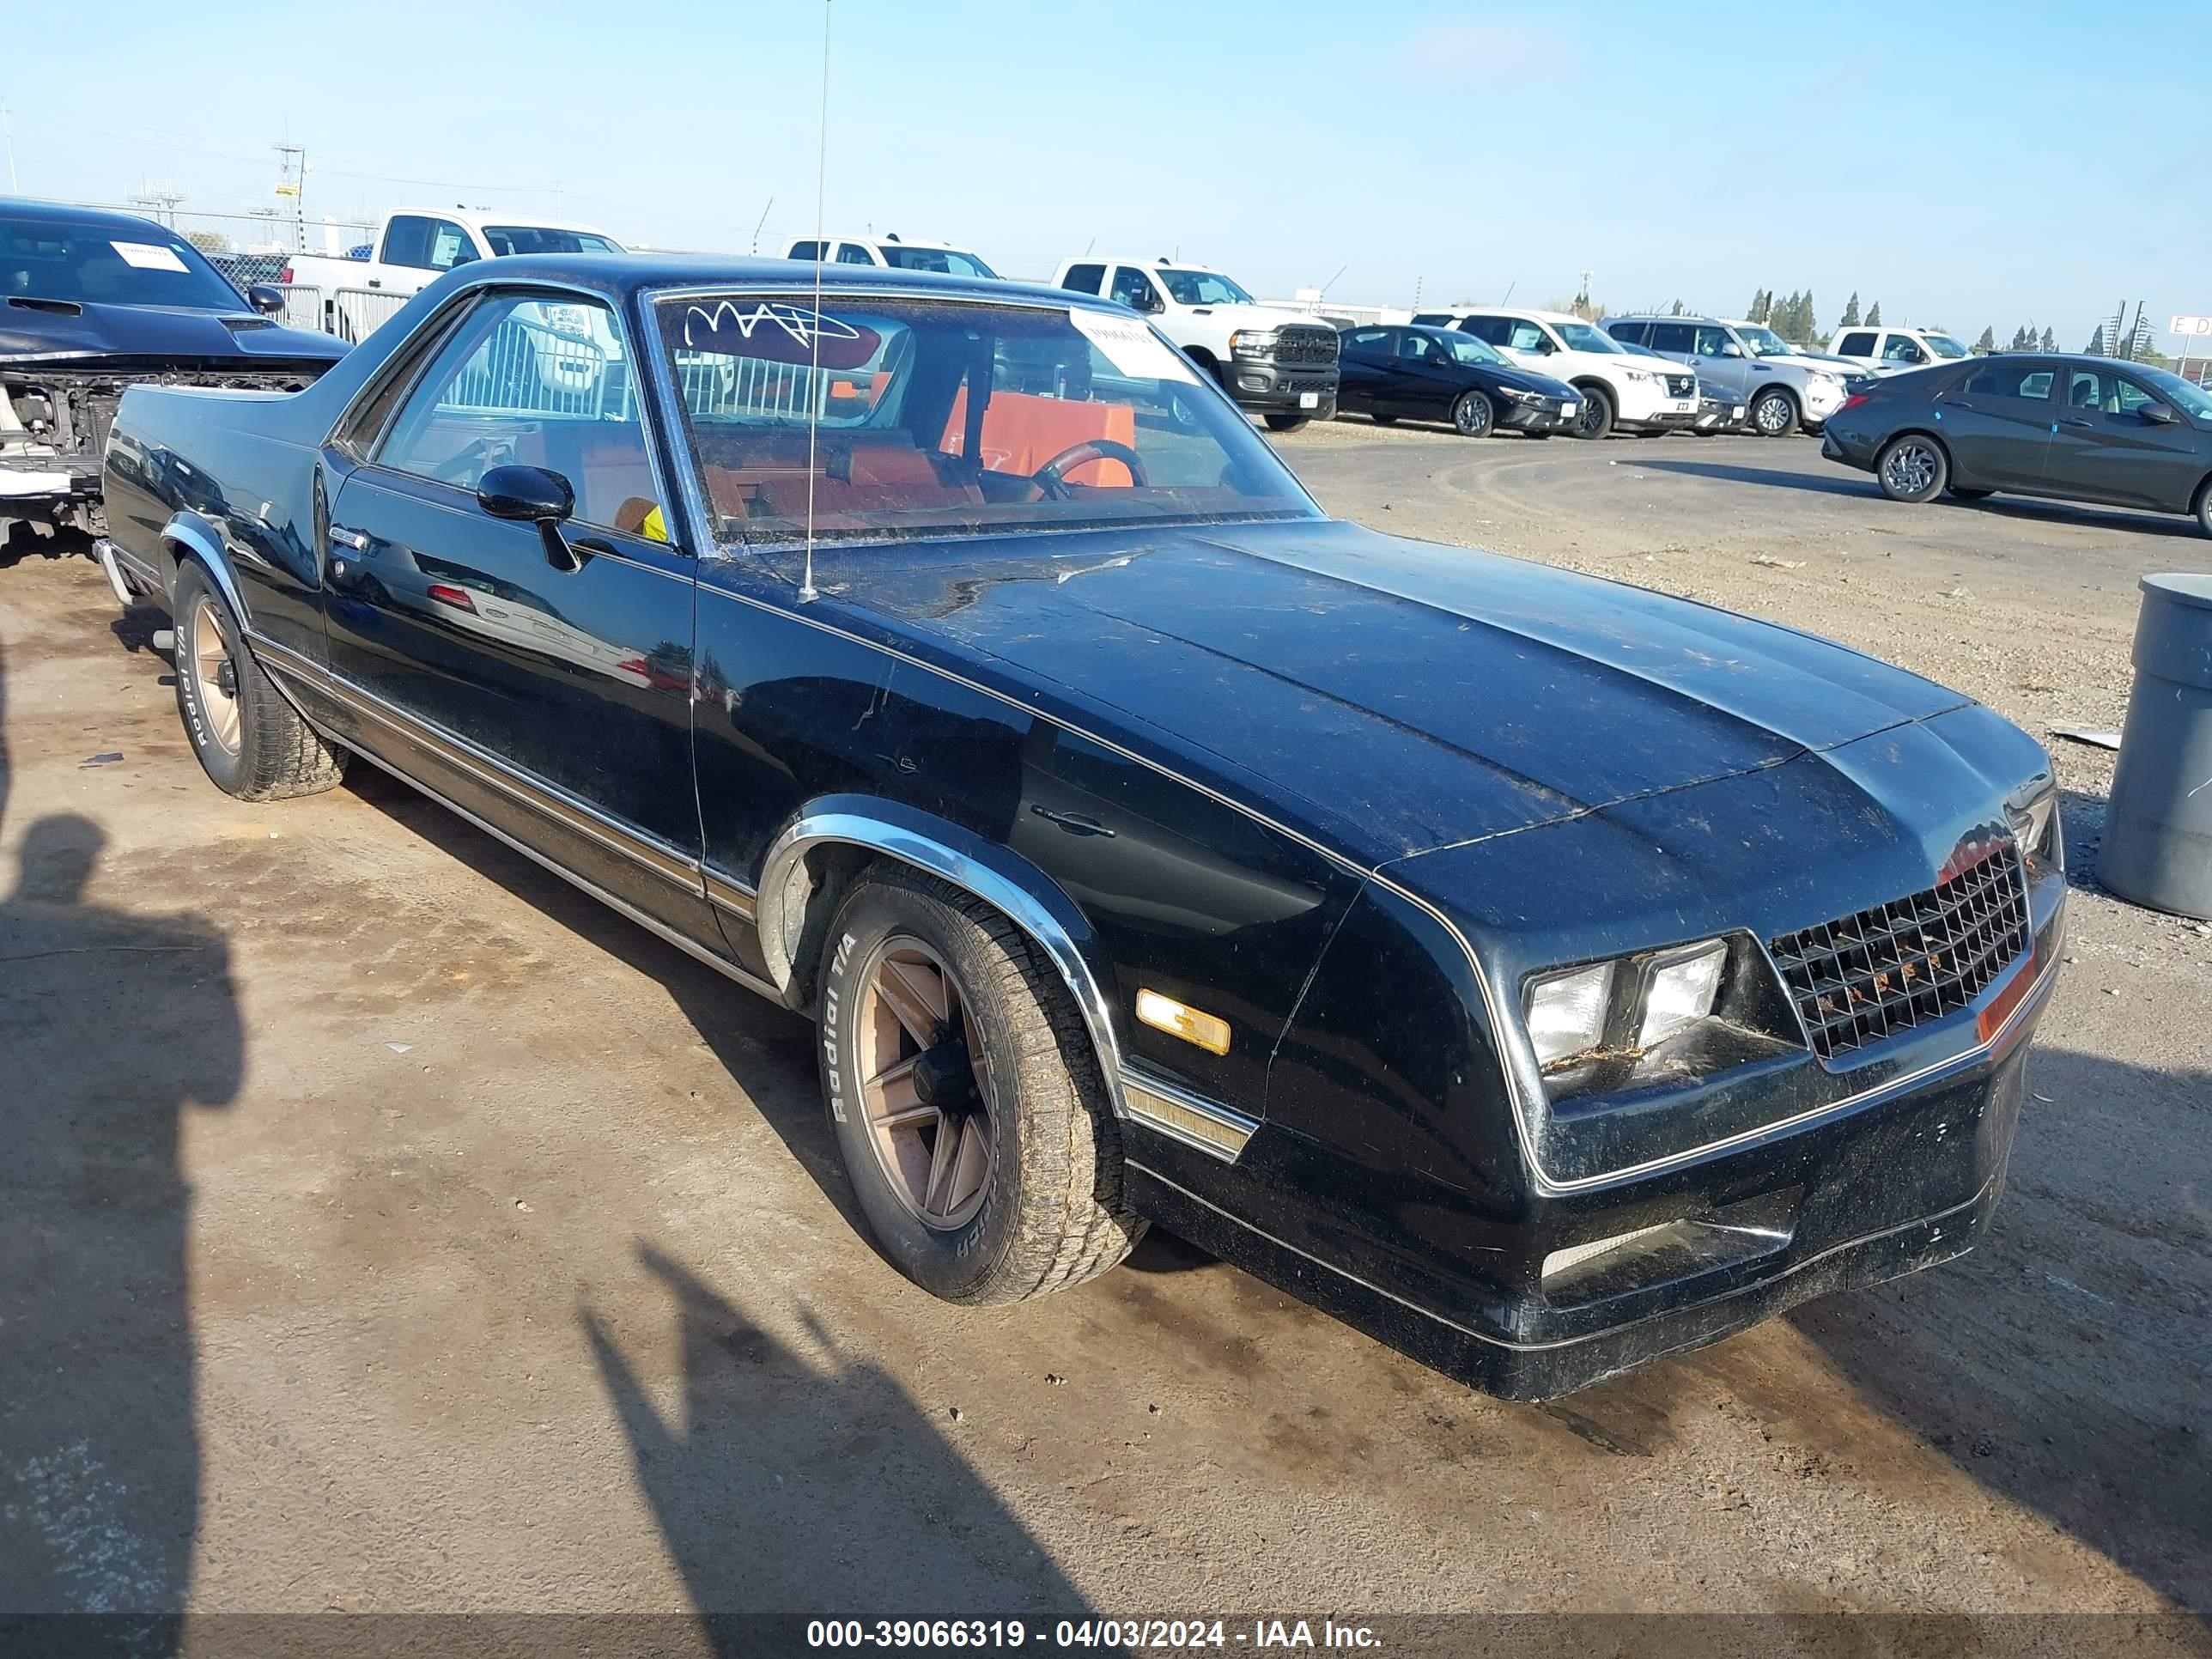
left=477, top=465, right=581, bottom=570
left=247, top=283, right=286, bottom=316
left=1140, top=292, right=1165, bottom=314
left=2143, top=401, right=2179, bottom=425
left=1717, top=343, right=1744, bottom=358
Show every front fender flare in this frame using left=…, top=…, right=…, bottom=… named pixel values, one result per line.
left=755, top=796, right=1132, bottom=1118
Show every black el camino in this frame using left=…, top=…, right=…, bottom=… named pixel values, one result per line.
left=1337, top=321, right=1581, bottom=437
left=99, top=256, right=2065, bottom=1399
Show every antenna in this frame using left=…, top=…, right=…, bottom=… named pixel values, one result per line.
left=799, top=0, right=832, bottom=605
left=1, top=105, right=16, bottom=195
left=750, top=196, right=774, bottom=255
left=1319, top=263, right=1348, bottom=297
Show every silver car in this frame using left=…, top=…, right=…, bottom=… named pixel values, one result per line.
left=1603, top=315, right=1851, bottom=437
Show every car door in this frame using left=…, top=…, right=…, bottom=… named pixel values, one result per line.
left=1390, top=328, right=1458, bottom=416
left=2041, top=366, right=2206, bottom=510
left=1109, top=265, right=1164, bottom=317
left=1691, top=323, right=1752, bottom=401
left=322, top=285, right=716, bottom=944
left=1334, top=326, right=1392, bottom=411
left=1879, top=333, right=1930, bottom=373
left=1934, top=358, right=2057, bottom=488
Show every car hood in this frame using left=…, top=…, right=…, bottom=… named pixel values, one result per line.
left=1485, top=363, right=1579, bottom=398
left=823, top=518, right=1972, bottom=865
left=0, top=298, right=347, bottom=367
left=1199, top=302, right=1331, bottom=332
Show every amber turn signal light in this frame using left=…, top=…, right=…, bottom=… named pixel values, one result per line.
left=1135, top=989, right=1231, bottom=1055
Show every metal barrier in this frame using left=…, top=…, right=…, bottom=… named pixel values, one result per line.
left=275, top=285, right=326, bottom=334
left=331, top=287, right=409, bottom=344
left=447, top=319, right=622, bottom=419
left=673, top=350, right=892, bottom=425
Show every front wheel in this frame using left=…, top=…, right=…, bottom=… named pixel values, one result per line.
left=1451, top=390, right=1495, bottom=438
left=172, top=561, right=346, bottom=801
left=1264, top=412, right=1310, bottom=433
left=1876, top=434, right=1948, bottom=503
left=1570, top=386, right=1615, bottom=441
left=1750, top=388, right=1799, bottom=437
left=818, top=866, right=1145, bottom=1305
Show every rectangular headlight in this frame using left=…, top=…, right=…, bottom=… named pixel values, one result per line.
left=2008, top=787, right=2061, bottom=870
left=1638, top=940, right=1728, bottom=1048
left=1525, top=960, right=1613, bottom=1068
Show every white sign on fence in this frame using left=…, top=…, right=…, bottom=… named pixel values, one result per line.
left=2171, top=315, right=2212, bottom=336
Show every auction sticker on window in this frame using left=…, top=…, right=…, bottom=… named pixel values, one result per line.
left=1070, top=307, right=1198, bottom=384
left=111, top=241, right=190, bottom=273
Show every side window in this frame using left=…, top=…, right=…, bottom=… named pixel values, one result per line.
left=1344, top=327, right=1389, bottom=356
left=2112, top=379, right=2162, bottom=417
left=1964, top=362, right=2054, bottom=401
left=1836, top=331, right=1877, bottom=356
left=1507, top=320, right=1552, bottom=352
left=1881, top=335, right=1926, bottom=363
left=1607, top=320, right=1648, bottom=344
left=374, top=293, right=662, bottom=538
left=423, top=220, right=478, bottom=272
left=1109, top=266, right=1160, bottom=312
left=2065, top=368, right=2106, bottom=410
left=1060, top=263, right=1105, bottom=295
left=381, top=215, right=434, bottom=270
left=1410, top=313, right=1453, bottom=326
left=1692, top=325, right=1733, bottom=356
left=788, top=240, right=825, bottom=261
left=1650, top=322, right=1697, bottom=354
left=1397, top=331, right=1440, bottom=360
left=1458, top=315, right=1510, bottom=346
left=836, top=242, right=878, bottom=265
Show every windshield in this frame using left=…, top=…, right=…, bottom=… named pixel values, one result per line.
left=1924, top=334, right=1969, bottom=360
left=657, top=293, right=1314, bottom=547
left=483, top=226, right=624, bottom=257
left=1435, top=331, right=1504, bottom=367
left=1157, top=269, right=1254, bottom=307
left=2136, top=366, right=2212, bottom=421
left=879, top=246, right=1000, bottom=280
left=0, top=216, right=246, bottom=310
left=1733, top=325, right=1798, bottom=358
left=1553, top=320, right=1620, bottom=354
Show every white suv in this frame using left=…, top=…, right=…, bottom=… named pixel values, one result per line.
left=1413, top=307, right=1699, bottom=439
left=1826, top=325, right=1973, bottom=377
left=786, top=234, right=999, bottom=279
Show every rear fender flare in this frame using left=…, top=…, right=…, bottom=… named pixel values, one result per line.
left=158, top=512, right=247, bottom=622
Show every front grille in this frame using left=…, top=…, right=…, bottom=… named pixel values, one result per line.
left=1768, top=838, right=2030, bottom=1062
left=1269, top=327, right=1339, bottom=366
left=1665, top=373, right=1695, bottom=397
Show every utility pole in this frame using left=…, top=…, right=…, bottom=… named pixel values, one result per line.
left=272, top=143, right=307, bottom=252
left=130, top=185, right=186, bottom=228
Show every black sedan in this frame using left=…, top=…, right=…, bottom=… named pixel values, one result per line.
left=98, top=254, right=2063, bottom=1399
left=2, top=198, right=345, bottom=542
left=1337, top=322, right=1579, bottom=437
left=1823, top=352, right=2212, bottom=532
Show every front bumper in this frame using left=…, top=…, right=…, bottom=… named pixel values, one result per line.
left=1228, top=356, right=1339, bottom=417
left=1501, top=396, right=1577, bottom=432
left=1618, top=408, right=1702, bottom=433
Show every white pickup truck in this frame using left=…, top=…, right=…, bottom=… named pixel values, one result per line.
left=1052, top=257, right=1340, bottom=430
left=277, top=209, right=624, bottom=337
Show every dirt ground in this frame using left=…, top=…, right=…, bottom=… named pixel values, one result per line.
left=2, top=426, right=2206, bottom=1643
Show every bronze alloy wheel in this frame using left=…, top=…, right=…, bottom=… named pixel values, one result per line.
left=189, top=595, right=243, bottom=757
left=854, top=934, right=996, bottom=1231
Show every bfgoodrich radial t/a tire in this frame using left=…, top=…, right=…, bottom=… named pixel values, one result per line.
left=172, top=561, right=346, bottom=802
left=1877, top=434, right=1949, bottom=503
left=818, top=866, right=1146, bottom=1305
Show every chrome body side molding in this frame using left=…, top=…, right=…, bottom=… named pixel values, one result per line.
left=1121, top=1069, right=1257, bottom=1162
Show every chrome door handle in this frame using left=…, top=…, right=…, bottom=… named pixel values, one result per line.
left=330, top=526, right=369, bottom=550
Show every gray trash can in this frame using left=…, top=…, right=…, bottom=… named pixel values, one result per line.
left=2101, top=572, right=2212, bottom=920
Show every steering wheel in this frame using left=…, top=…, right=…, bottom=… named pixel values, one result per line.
left=1025, top=438, right=1149, bottom=501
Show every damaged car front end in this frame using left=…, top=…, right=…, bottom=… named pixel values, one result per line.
left=2, top=198, right=344, bottom=543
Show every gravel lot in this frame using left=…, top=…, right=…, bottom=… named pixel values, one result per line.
left=2, top=427, right=2206, bottom=1642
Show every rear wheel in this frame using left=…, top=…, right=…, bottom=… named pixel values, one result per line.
left=172, top=561, right=345, bottom=801
left=1451, top=390, right=1495, bottom=438
left=1751, top=387, right=1799, bottom=437
left=817, top=866, right=1145, bottom=1305
left=2197, top=479, right=2212, bottom=538
left=1570, top=386, right=1614, bottom=441
left=1264, top=412, right=1310, bottom=433
left=1876, top=434, right=1948, bottom=503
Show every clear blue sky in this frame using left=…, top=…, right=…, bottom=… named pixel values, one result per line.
left=9, top=0, right=2209, bottom=345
